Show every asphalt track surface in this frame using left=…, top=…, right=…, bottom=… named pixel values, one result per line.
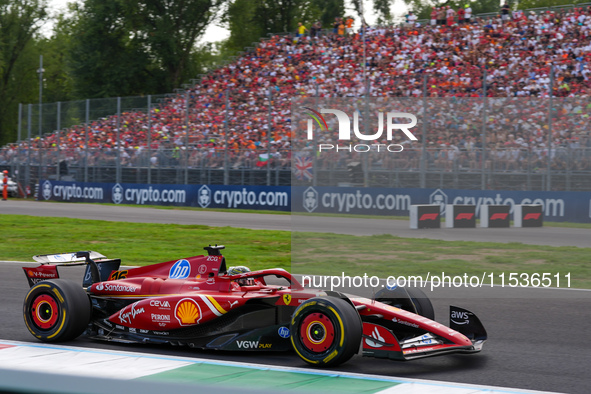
left=1, top=199, right=591, bottom=247
left=1, top=200, right=591, bottom=393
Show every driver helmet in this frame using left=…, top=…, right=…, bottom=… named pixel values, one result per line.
left=227, top=265, right=253, bottom=285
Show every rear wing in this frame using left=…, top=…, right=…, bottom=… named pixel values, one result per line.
left=23, top=251, right=121, bottom=288
left=33, top=251, right=106, bottom=265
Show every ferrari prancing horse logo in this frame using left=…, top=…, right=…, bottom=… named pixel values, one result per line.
left=283, top=294, right=291, bottom=305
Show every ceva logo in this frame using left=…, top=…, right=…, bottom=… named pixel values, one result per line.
left=302, top=107, right=418, bottom=153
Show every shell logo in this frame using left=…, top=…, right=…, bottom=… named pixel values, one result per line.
left=175, top=298, right=201, bottom=326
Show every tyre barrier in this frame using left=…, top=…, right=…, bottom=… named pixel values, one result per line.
left=410, top=204, right=544, bottom=229
left=480, top=205, right=511, bottom=228
left=445, top=205, right=476, bottom=228
left=514, top=204, right=543, bottom=227
left=409, top=205, right=440, bottom=229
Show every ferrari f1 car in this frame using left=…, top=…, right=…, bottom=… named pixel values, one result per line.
left=22, top=246, right=487, bottom=367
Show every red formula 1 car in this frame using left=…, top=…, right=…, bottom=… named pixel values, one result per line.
left=22, top=246, right=487, bottom=367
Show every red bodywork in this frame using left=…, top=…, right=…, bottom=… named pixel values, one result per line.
left=23, top=249, right=486, bottom=361
left=88, top=255, right=324, bottom=333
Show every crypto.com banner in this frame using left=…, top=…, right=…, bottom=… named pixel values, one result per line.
left=38, top=180, right=290, bottom=211
left=291, top=186, right=590, bottom=223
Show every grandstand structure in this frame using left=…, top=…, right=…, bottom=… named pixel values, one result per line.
left=3, top=3, right=591, bottom=191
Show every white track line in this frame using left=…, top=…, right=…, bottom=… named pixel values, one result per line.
left=0, top=340, right=559, bottom=394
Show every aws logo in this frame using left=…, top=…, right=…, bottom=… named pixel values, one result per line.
left=450, top=310, right=470, bottom=325
left=302, top=107, right=418, bottom=153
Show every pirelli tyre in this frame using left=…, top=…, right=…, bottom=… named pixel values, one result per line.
left=290, top=296, right=362, bottom=367
left=23, top=279, right=91, bottom=342
left=375, top=286, right=434, bottom=320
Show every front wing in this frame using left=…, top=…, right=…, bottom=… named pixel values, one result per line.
left=355, top=300, right=487, bottom=361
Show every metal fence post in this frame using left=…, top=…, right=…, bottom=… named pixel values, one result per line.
left=267, top=87, right=272, bottom=186
left=84, top=99, right=89, bottom=183
left=526, top=145, right=531, bottom=191
left=26, top=104, right=32, bottom=193
left=38, top=141, right=43, bottom=187
left=57, top=101, right=61, bottom=181
left=420, top=74, right=427, bottom=188
left=481, top=67, right=487, bottom=190
left=17, top=103, right=22, bottom=185
left=185, top=90, right=190, bottom=185
left=224, top=89, right=230, bottom=185
left=147, top=95, right=152, bottom=184
left=38, top=55, right=43, bottom=140
left=566, top=140, right=571, bottom=191
left=547, top=64, right=554, bottom=191
left=313, top=83, right=319, bottom=187
left=17, top=104, right=22, bottom=143
left=116, top=97, right=121, bottom=184
left=363, top=79, right=370, bottom=187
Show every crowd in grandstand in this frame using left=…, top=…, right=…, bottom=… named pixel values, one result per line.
left=3, top=4, right=591, bottom=174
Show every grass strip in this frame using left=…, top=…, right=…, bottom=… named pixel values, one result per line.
left=2, top=214, right=589, bottom=288
left=1, top=215, right=290, bottom=270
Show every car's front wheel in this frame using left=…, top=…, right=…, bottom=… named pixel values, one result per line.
left=290, top=296, right=362, bottom=367
left=375, top=286, right=434, bottom=320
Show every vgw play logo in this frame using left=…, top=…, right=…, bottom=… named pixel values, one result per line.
left=302, top=107, right=418, bottom=153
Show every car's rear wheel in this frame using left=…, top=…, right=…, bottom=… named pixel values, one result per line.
left=290, top=296, right=362, bottom=367
left=23, top=279, right=91, bottom=342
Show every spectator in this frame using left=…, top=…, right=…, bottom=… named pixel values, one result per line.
left=7, top=3, right=591, bottom=177
left=346, top=16, right=354, bottom=34
left=430, top=7, right=438, bottom=27
left=310, top=21, right=319, bottom=38
left=458, top=5, right=465, bottom=24
left=437, top=6, right=446, bottom=25
left=333, top=17, right=340, bottom=34
left=446, top=6, right=456, bottom=26
left=338, top=19, right=345, bottom=36
left=407, top=11, right=417, bottom=27
left=464, top=4, right=472, bottom=24
left=296, top=22, right=307, bottom=40
left=501, top=3, right=511, bottom=22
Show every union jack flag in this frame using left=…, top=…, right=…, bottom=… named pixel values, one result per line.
left=294, top=155, right=313, bottom=181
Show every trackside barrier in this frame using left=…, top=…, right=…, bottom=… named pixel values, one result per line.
left=514, top=205, right=544, bottom=227
left=445, top=205, right=476, bottom=228
left=38, top=180, right=290, bottom=212
left=291, top=186, right=584, bottom=223
left=480, top=205, right=511, bottom=228
left=409, top=205, right=440, bottom=229
left=37, top=182, right=590, bottom=223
